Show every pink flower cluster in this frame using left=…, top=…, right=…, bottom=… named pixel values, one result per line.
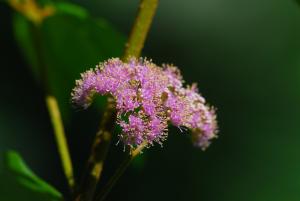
left=72, top=58, right=218, bottom=150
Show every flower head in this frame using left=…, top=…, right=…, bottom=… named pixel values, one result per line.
left=72, top=58, right=218, bottom=150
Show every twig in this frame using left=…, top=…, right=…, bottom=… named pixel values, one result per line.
left=95, top=142, right=147, bottom=201
left=74, top=97, right=116, bottom=201
left=46, top=95, right=75, bottom=188
left=123, top=0, right=158, bottom=61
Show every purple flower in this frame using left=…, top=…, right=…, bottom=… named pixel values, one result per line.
left=71, top=58, right=218, bottom=149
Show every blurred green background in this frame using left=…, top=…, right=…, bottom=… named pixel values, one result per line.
left=1, top=0, right=300, bottom=201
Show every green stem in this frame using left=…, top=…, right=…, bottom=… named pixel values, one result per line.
left=74, top=97, right=116, bottom=201
left=31, top=24, right=75, bottom=190
left=122, top=0, right=158, bottom=61
left=45, top=95, right=75, bottom=188
left=95, top=142, right=147, bottom=201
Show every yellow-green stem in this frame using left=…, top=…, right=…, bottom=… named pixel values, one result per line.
left=46, top=95, right=75, bottom=188
left=31, top=20, right=75, bottom=191
left=74, top=97, right=115, bottom=201
left=122, top=0, right=158, bottom=61
left=30, top=17, right=75, bottom=190
left=95, top=142, right=147, bottom=201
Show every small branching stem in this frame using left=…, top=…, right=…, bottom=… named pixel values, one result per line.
left=95, top=142, right=147, bottom=201
left=122, top=0, right=158, bottom=61
left=74, top=97, right=116, bottom=201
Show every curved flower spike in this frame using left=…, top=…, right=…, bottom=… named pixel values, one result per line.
left=71, top=58, right=218, bottom=150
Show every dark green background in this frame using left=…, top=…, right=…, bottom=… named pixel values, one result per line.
left=1, top=0, right=300, bottom=201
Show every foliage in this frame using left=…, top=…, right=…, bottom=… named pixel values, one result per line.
left=13, top=1, right=125, bottom=120
left=0, top=151, right=62, bottom=201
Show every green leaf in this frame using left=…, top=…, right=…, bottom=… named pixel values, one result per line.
left=13, top=2, right=126, bottom=120
left=55, top=2, right=88, bottom=19
left=0, top=151, right=63, bottom=201
left=13, top=15, right=39, bottom=80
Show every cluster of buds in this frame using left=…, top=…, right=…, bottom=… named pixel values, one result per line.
left=72, top=58, right=218, bottom=150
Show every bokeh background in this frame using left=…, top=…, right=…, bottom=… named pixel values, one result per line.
left=1, top=0, right=300, bottom=201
